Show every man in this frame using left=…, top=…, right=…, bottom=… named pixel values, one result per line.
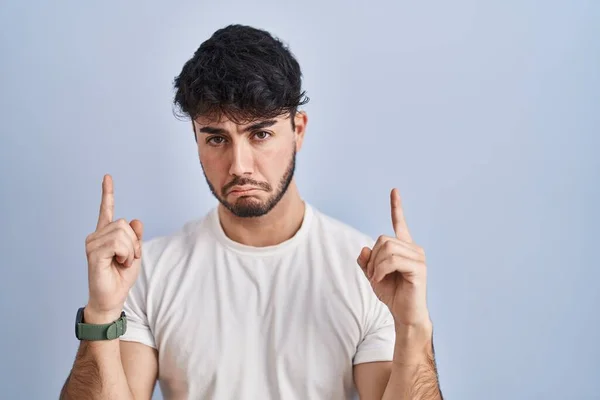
left=60, top=24, right=443, bottom=400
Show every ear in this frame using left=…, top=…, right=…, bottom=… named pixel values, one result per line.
left=294, top=111, right=308, bottom=152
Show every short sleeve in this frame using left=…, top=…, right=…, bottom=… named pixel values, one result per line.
left=353, top=296, right=395, bottom=365
left=120, top=247, right=157, bottom=349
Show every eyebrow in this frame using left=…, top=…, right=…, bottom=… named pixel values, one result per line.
left=198, top=119, right=278, bottom=135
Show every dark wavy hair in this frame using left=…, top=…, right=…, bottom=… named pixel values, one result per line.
left=173, top=24, right=309, bottom=129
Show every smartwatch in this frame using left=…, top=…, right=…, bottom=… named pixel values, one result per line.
left=75, top=307, right=127, bottom=341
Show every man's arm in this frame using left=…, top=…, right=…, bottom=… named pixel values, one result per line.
left=60, top=175, right=158, bottom=399
left=354, top=322, right=443, bottom=400
left=120, top=341, right=159, bottom=398
left=60, top=340, right=157, bottom=400
left=354, top=188, right=443, bottom=399
left=382, top=322, right=443, bottom=399
left=60, top=340, right=131, bottom=400
left=60, top=309, right=158, bottom=400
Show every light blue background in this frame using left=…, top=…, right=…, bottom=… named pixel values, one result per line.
left=1, top=1, right=598, bottom=399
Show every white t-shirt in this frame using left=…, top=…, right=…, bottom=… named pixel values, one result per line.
left=120, top=202, right=395, bottom=400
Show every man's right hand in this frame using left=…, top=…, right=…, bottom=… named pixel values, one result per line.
left=84, top=174, right=144, bottom=324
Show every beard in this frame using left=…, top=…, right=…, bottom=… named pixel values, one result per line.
left=201, top=148, right=296, bottom=218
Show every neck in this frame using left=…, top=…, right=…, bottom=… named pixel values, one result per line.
left=217, top=181, right=305, bottom=247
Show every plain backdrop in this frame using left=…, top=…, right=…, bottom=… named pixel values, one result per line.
left=0, top=1, right=598, bottom=399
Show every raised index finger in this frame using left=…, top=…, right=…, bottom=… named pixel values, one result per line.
left=96, top=174, right=114, bottom=230
left=390, top=188, right=412, bottom=243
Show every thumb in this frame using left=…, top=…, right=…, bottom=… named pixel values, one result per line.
left=129, top=219, right=144, bottom=259
left=129, top=219, right=144, bottom=241
left=357, top=246, right=372, bottom=275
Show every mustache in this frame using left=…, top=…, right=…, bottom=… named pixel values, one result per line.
left=222, top=177, right=272, bottom=194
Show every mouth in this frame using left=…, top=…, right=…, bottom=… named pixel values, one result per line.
left=228, top=187, right=261, bottom=196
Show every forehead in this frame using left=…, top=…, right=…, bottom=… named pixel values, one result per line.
left=193, top=113, right=290, bottom=130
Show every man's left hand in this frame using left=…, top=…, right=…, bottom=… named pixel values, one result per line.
left=357, top=188, right=431, bottom=327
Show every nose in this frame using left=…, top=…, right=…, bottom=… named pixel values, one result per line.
left=228, top=140, right=254, bottom=177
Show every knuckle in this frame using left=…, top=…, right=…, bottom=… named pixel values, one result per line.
left=117, top=229, right=128, bottom=240
left=85, top=239, right=96, bottom=255
left=107, top=237, right=120, bottom=249
left=382, top=240, right=394, bottom=252
left=85, top=233, right=94, bottom=244
left=120, top=230, right=133, bottom=246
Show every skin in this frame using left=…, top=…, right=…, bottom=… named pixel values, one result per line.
left=355, top=190, right=443, bottom=399
left=61, top=110, right=442, bottom=399
left=193, top=111, right=308, bottom=248
left=60, top=175, right=158, bottom=400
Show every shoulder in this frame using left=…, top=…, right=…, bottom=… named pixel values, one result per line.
left=139, top=208, right=217, bottom=276
left=306, top=204, right=375, bottom=277
left=309, top=204, right=375, bottom=249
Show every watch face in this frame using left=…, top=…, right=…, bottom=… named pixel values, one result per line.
left=75, top=307, right=85, bottom=338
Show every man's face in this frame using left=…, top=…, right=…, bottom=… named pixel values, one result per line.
left=194, top=112, right=306, bottom=218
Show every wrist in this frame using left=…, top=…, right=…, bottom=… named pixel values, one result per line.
left=393, top=321, right=434, bottom=365
left=83, top=305, right=123, bottom=325
left=394, top=317, right=433, bottom=335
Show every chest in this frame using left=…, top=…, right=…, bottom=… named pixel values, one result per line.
left=149, top=255, right=363, bottom=399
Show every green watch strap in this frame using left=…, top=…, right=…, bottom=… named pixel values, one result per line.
left=75, top=308, right=127, bottom=341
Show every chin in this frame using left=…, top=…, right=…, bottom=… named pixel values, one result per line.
left=230, top=204, right=271, bottom=218
left=218, top=196, right=269, bottom=218
left=233, top=195, right=263, bottom=206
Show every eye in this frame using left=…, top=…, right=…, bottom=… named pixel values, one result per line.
left=207, top=136, right=226, bottom=146
left=253, top=131, right=272, bottom=140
